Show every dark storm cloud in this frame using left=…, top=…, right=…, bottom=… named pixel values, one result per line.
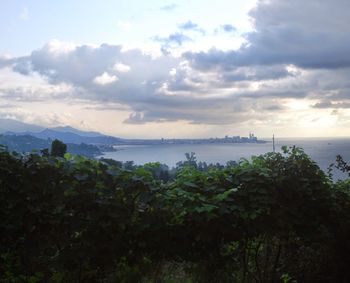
left=186, top=0, right=350, bottom=70
left=123, top=101, right=279, bottom=125
left=165, top=64, right=293, bottom=95
left=313, top=101, right=350, bottom=109
left=123, top=96, right=260, bottom=125
left=221, top=65, right=291, bottom=82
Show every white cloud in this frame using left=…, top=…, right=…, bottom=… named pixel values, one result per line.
left=0, top=53, right=13, bottom=60
left=93, top=72, right=118, bottom=85
left=113, top=63, right=131, bottom=73
left=169, top=68, right=176, bottom=76
left=45, top=39, right=77, bottom=56
left=2, top=32, right=350, bottom=133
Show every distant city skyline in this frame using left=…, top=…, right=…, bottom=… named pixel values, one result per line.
left=0, top=0, right=349, bottom=138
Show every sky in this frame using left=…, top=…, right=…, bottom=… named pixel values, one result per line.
left=0, top=0, right=349, bottom=138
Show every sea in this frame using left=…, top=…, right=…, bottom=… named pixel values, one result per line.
left=99, top=137, right=350, bottom=181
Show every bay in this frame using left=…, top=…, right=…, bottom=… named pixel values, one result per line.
left=100, top=137, right=350, bottom=180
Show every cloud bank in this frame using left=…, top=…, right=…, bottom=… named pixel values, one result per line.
left=1, top=0, right=349, bottom=133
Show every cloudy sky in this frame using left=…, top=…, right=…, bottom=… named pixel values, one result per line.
left=0, top=0, right=349, bottom=138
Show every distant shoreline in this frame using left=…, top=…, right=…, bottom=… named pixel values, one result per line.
left=116, top=135, right=266, bottom=146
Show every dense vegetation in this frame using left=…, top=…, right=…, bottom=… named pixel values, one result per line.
left=0, top=135, right=103, bottom=158
left=1, top=144, right=350, bottom=282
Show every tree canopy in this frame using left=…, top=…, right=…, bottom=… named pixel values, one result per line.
left=50, top=139, right=67, bottom=157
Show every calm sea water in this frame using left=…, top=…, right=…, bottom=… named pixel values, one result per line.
left=100, top=138, right=350, bottom=180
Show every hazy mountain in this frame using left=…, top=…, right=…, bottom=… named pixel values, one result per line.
left=32, top=129, right=90, bottom=143
left=0, top=119, right=44, bottom=133
left=0, top=119, right=121, bottom=145
left=50, top=126, right=103, bottom=137
left=30, top=129, right=121, bottom=144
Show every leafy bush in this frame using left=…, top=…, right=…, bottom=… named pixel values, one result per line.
left=0, top=146, right=349, bottom=282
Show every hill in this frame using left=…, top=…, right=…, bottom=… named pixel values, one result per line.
left=0, top=119, right=121, bottom=145
left=0, top=134, right=102, bottom=157
left=0, top=118, right=44, bottom=133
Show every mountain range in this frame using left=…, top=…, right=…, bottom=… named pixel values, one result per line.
left=0, top=119, right=121, bottom=145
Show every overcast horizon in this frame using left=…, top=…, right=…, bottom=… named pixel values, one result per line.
left=1, top=0, right=350, bottom=139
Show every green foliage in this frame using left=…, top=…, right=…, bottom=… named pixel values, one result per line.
left=50, top=139, right=67, bottom=157
left=335, top=154, right=350, bottom=176
left=0, top=134, right=101, bottom=158
left=0, top=146, right=349, bottom=282
left=0, top=134, right=50, bottom=153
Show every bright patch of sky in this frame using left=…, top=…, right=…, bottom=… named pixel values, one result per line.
left=0, top=0, right=256, bottom=56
